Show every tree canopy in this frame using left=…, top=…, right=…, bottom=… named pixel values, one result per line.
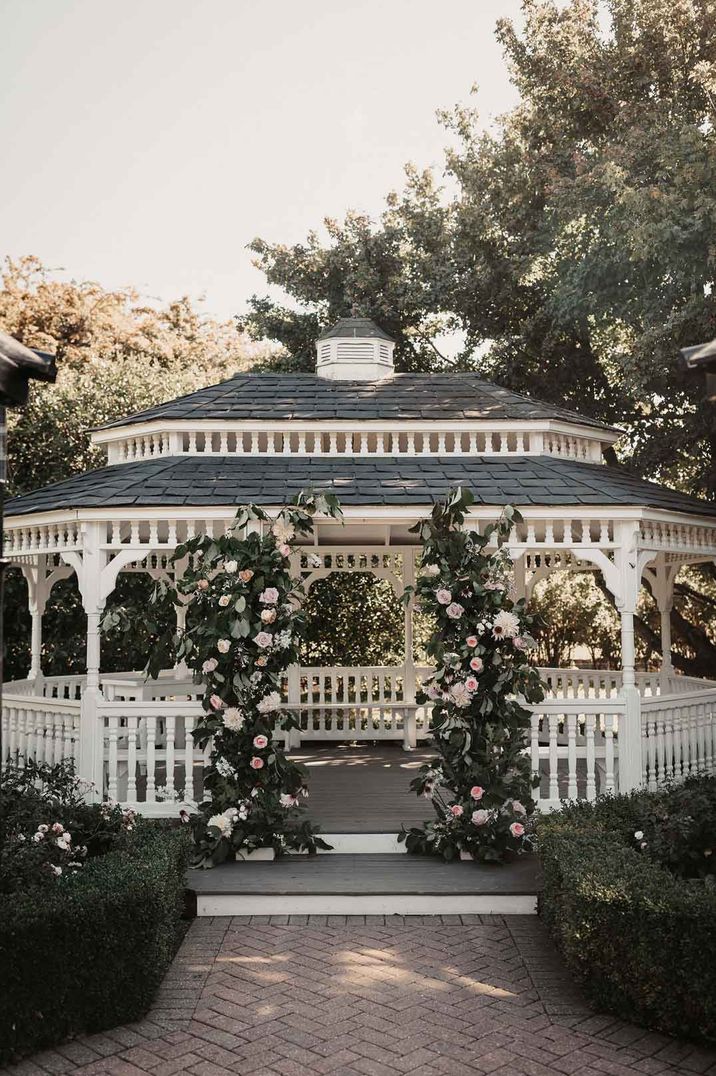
left=0, top=257, right=262, bottom=496
left=244, top=0, right=716, bottom=496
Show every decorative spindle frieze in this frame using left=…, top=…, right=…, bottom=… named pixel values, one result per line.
left=95, top=422, right=609, bottom=464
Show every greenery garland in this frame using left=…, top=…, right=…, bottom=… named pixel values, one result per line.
left=111, top=491, right=342, bottom=867
left=400, top=489, right=545, bottom=863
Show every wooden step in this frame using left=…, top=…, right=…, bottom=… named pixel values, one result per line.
left=188, top=853, right=541, bottom=917
left=319, top=833, right=405, bottom=853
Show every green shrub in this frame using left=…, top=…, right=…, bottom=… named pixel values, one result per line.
left=539, top=781, right=716, bottom=1043
left=0, top=825, right=190, bottom=1064
left=1, top=760, right=140, bottom=894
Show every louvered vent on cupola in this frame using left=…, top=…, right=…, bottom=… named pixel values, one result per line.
left=315, top=316, right=395, bottom=381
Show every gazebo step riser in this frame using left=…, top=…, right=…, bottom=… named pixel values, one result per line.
left=195, top=894, right=538, bottom=917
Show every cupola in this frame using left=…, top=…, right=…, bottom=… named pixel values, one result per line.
left=315, top=315, right=395, bottom=381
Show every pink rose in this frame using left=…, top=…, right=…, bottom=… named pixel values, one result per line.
left=513, top=636, right=526, bottom=650
left=512, top=800, right=527, bottom=816
left=261, top=608, right=277, bottom=624
left=449, top=804, right=463, bottom=818
left=253, top=734, right=268, bottom=749
left=466, top=636, right=478, bottom=648
left=209, top=694, right=224, bottom=711
left=510, top=822, right=525, bottom=838
left=470, top=786, right=484, bottom=801
left=465, top=676, right=478, bottom=692
left=260, top=587, right=279, bottom=604
left=279, top=543, right=291, bottom=557
left=202, top=658, right=218, bottom=673
left=254, top=631, right=273, bottom=649
left=239, top=569, right=254, bottom=583
left=472, top=810, right=489, bottom=826
left=446, top=602, right=464, bottom=619
left=218, top=594, right=230, bottom=607
left=469, top=656, right=484, bottom=673
left=196, top=579, right=209, bottom=591
left=250, top=757, right=264, bottom=770
left=436, top=588, right=452, bottom=605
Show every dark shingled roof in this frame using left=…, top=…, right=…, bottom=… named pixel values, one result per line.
left=6, top=456, right=716, bottom=518
left=97, top=373, right=618, bottom=432
left=317, top=317, right=394, bottom=342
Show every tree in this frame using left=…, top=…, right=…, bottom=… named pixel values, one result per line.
left=243, top=0, right=716, bottom=669
left=0, top=257, right=265, bottom=680
left=0, top=257, right=262, bottom=495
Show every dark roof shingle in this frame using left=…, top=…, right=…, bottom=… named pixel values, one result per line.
left=96, top=373, right=618, bottom=432
left=6, top=456, right=715, bottom=518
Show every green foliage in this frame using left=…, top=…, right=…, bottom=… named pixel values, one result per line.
left=110, top=492, right=343, bottom=866
left=243, top=1, right=716, bottom=671
left=400, top=491, right=545, bottom=863
left=539, top=779, right=716, bottom=1042
left=530, top=571, right=620, bottom=668
left=0, top=825, right=190, bottom=1064
left=0, top=759, right=139, bottom=895
left=301, top=573, right=404, bottom=666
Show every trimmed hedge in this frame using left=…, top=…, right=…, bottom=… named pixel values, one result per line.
left=539, top=792, right=716, bottom=1044
left=0, top=826, right=190, bottom=1064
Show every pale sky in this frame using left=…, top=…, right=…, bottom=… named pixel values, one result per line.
left=1, top=0, right=521, bottom=323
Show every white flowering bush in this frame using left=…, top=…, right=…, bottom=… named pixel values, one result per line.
left=400, top=489, right=545, bottom=863
left=138, top=491, right=342, bottom=867
left=0, top=760, right=139, bottom=893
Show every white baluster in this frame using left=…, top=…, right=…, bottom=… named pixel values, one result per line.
left=184, top=715, right=195, bottom=802
left=586, top=714, right=596, bottom=800
left=605, top=713, right=615, bottom=792
left=126, top=716, right=138, bottom=801
left=146, top=717, right=156, bottom=802
left=107, top=715, right=119, bottom=801
left=164, top=714, right=176, bottom=796
left=567, top=713, right=577, bottom=799
left=549, top=714, right=559, bottom=802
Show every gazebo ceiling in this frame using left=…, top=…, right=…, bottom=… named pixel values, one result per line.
left=95, top=373, right=618, bottom=432
left=6, top=455, right=716, bottom=518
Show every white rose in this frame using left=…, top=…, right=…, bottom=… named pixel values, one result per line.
left=217, top=639, right=231, bottom=654
left=218, top=595, right=230, bottom=607
left=224, top=560, right=238, bottom=573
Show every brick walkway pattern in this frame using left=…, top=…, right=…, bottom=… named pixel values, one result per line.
left=5, top=916, right=716, bottom=1076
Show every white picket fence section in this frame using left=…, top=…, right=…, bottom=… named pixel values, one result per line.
left=3, top=667, right=716, bottom=816
left=641, top=689, right=716, bottom=790
left=2, top=694, right=81, bottom=767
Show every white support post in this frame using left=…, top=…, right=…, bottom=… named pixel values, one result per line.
left=402, top=548, right=417, bottom=750
left=174, top=598, right=189, bottom=680
left=29, top=607, right=43, bottom=682
left=512, top=551, right=527, bottom=603
left=614, top=522, right=646, bottom=793
left=654, top=554, right=675, bottom=689
left=76, top=523, right=107, bottom=802
left=21, top=557, right=49, bottom=685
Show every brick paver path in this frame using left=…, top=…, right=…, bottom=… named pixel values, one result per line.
left=6, top=916, right=716, bottom=1076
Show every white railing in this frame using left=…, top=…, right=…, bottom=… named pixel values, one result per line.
left=641, top=689, right=716, bottom=789
left=100, top=699, right=204, bottom=815
left=538, top=667, right=700, bottom=699
left=4, top=667, right=716, bottom=817
left=529, top=699, right=624, bottom=811
left=101, top=424, right=606, bottom=465
left=2, top=694, right=81, bottom=769
left=282, top=665, right=431, bottom=749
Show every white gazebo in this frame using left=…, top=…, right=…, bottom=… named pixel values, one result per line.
left=3, top=316, right=716, bottom=815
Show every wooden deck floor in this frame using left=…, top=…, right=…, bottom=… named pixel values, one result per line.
left=287, top=743, right=436, bottom=832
